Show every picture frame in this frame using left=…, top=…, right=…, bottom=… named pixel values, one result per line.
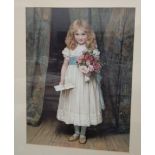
left=14, top=0, right=141, bottom=155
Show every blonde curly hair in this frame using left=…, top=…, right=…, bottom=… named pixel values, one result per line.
left=65, top=19, right=97, bottom=50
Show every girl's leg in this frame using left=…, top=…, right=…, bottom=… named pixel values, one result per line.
left=68, top=125, right=80, bottom=141
left=80, top=126, right=87, bottom=136
left=79, top=126, right=87, bottom=144
left=74, top=125, right=80, bottom=135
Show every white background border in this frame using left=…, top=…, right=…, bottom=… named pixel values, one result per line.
left=0, top=0, right=144, bottom=155
left=14, top=1, right=140, bottom=155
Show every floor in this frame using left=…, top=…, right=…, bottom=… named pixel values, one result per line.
left=27, top=111, right=129, bottom=152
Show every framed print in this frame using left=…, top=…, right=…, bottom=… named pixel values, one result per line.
left=15, top=0, right=141, bottom=155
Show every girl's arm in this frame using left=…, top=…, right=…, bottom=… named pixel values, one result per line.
left=59, top=57, right=69, bottom=85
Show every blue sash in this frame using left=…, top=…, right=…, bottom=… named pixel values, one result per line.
left=69, top=56, right=78, bottom=65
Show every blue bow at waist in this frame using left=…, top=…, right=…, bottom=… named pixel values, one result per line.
left=69, top=56, right=78, bottom=65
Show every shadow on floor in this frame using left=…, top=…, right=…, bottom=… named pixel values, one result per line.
left=41, top=110, right=126, bottom=139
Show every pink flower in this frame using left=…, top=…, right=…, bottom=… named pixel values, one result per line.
left=89, top=55, right=94, bottom=62
left=84, top=54, right=90, bottom=60
left=77, top=58, right=82, bottom=64
left=88, top=65, right=94, bottom=72
left=77, top=55, right=85, bottom=64
left=86, top=60, right=90, bottom=66
left=93, top=63, right=101, bottom=72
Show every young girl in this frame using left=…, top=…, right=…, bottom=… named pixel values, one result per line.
left=56, top=19, right=105, bottom=144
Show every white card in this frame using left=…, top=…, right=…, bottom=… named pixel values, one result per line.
left=54, top=83, right=75, bottom=91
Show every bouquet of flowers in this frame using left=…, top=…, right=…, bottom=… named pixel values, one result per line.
left=77, top=50, right=102, bottom=82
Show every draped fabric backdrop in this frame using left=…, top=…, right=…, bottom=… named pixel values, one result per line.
left=26, top=8, right=52, bottom=125
left=26, top=8, right=135, bottom=132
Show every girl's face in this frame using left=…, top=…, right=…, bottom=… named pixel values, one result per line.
left=74, top=28, right=88, bottom=45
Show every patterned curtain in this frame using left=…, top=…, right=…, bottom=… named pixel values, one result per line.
left=26, top=8, right=52, bottom=125
left=98, top=8, right=135, bottom=132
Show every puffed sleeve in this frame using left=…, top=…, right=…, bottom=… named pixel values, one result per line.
left=93, top=49, right=100, bottom=57
left=62, top=47, right=70, bottom=58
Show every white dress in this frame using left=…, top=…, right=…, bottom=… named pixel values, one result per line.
left=56, top=44, right=105, bottom=126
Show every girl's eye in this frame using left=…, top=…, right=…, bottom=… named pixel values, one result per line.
left=75, top=33, right=86, bottom=36
left=75, top=33, right=79, bottom=35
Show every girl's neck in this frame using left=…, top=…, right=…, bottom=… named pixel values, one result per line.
left=75, top=44, right=87, bottom=51
left=76, top=43, right=86, bottom=47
